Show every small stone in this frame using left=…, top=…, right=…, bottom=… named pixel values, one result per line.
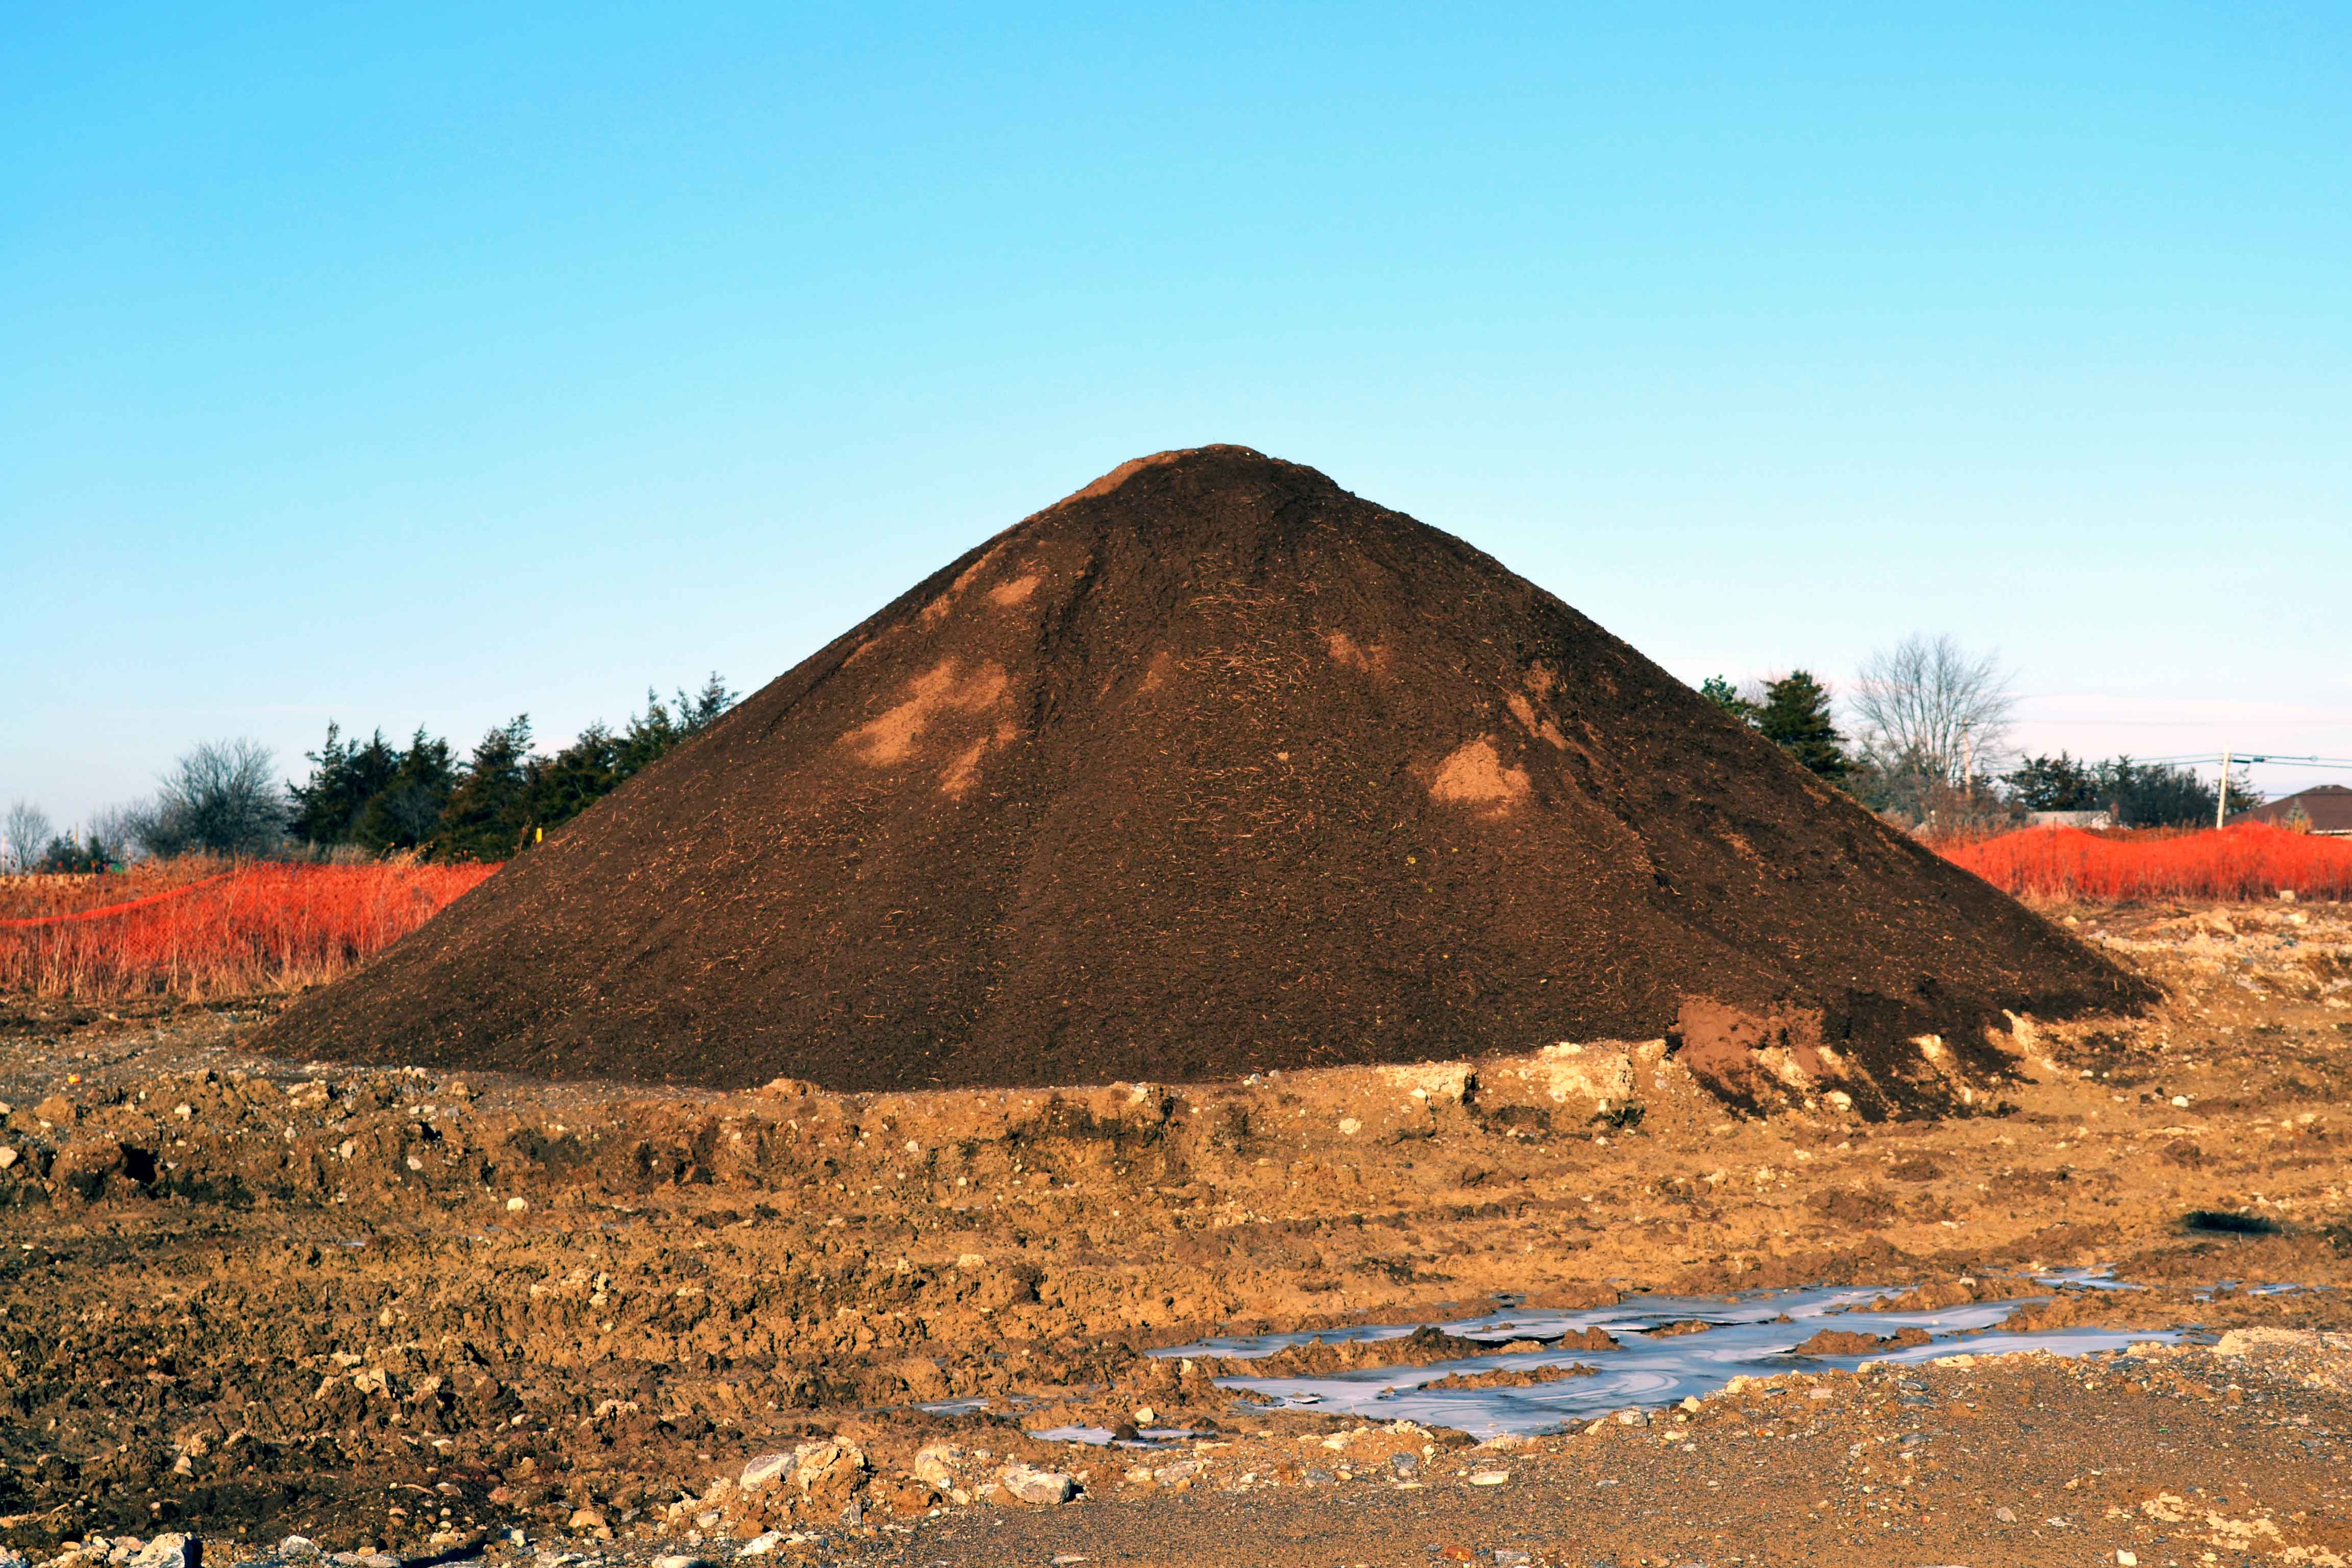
left=506, top=1196, right=528, bottom=1212
left=1387, top=1451, right=1419, bottom=1477
left=737, top=1533, right=782, bottom=1557
left=999, top=1462, right=1079, bottom=1505
left=651, top=1556, right=705, bottom=1568
left=1467, top=1471, right=1511, bottom=1486
left=1996, top=1506, right=2017, bottom=1523
left=1132, top=1406, right=1157, bottom=1426
left=0, top=1146, right=16, bottom=1171
left=277, top=1540, right=318, bottom=1557
left=564, top=1509, right=605, bottom=1533
left=1338, top=1117, right=1362, bottom=1136
left=2117, top=1553, right=2139, bottom=1566
left=34, top=1094, right=74, bottom=1124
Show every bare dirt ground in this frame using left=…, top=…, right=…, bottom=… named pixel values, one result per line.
left=5, top=898, right=2351, bottom=1566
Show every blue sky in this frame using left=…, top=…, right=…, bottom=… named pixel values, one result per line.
left=6, top=4, right=2347, bottom=829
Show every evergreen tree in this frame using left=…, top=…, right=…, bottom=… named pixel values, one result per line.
left=1753, top=671, right=1849, bottom=780
left=287, top=724, right=401, bottom=845
left=518, top=674, right=742, bottom=840
left=2003, top=753, right=2099, bottom=812
left=1699, top=675, right=1757, bottom=724
left=429, top=717, right=536, bottom=862
left=354, top=729, right=459, bottom=852
left=2092, top=757, right=2260, bottom=827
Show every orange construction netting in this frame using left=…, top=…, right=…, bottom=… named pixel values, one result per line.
left=1939, top=822, right=2352, bottom=902
left=0, top=859, right=499, bottom=999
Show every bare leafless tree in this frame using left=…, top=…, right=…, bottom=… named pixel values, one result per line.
left=1849, top=634, right=2016, bottom=789
left=129, top=739, right=287, bottom=857
left=3, top=800, right=55, bottom=874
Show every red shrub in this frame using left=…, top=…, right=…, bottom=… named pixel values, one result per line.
left=1940, top=823, right=2352, bottom=903
left=0, top=859, right=498, bottom=999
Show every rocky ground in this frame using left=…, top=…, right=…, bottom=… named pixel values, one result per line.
left=4, top=898, right=2351, bottom=1566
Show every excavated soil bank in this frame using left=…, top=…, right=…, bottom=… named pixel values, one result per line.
left=258, top=445, right=2146, bottom=1093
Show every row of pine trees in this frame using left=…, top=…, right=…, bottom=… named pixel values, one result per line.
left=287, top=675, right=736, bottom=861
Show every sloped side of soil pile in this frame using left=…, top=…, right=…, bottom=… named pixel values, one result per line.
left=258, top=445, right=2149, bottom=1092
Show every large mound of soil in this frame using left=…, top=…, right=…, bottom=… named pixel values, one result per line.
left=259, top=446, right=2148, bottom=1091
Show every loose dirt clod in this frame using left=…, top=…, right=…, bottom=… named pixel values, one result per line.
left=256, top=445, right=2145, bottom=1095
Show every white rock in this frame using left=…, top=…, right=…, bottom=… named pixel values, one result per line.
left=0, top=1146, right=17, bottom=1170
left=1377, top=1062, right=1475, bottom=1105
left=651, top=1555, right=706, bottom=1568
left=912, top=1442, right=967, bottom=1487
left=791, top=1436, right=865, bottom=1490
left=1000, top=1462, right=1079, bottom=1505
left=739, top=1451, right=795, bottom=1489
left=1468, top=1471, right=1511, bottom=1486
left=737, top=1532, right=783, bottom=1556
left=1533, top=1047, right=1633, bottom=1107
left=506, top=1196, right=528, bottom=1212
left=128, top=1536, right=198, bottom=1568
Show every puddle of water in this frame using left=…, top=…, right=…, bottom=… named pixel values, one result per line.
left=1152, top=1283, right=2186, bottom=1438
left=2196, top=1280, right=2309, bottom=1301
left=917, top=1398, right=995, bottom=1417
left=2031, top=1266, right=2144, bottom=1291
left=1025, top=1425, right=1200, bottom=1447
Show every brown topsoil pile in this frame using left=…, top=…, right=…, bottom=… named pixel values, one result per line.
left=258, top=445, right=2148, bottom=1094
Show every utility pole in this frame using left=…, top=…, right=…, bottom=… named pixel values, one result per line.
left=2216, top=749, right=2232, bottom=830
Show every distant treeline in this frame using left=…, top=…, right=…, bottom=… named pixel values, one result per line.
left=2, top=674, right=743, bottom=873
left=1696, top=667, right=2250, bottom=830
left=2001, top=751, right=2249, bottom=827
left=289, top=675, right=738, bottom=861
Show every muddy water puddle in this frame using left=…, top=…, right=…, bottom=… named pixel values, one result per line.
left=1143, top=1279, right=2233, bottom=1438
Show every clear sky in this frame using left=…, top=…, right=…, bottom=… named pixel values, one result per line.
left=7, top=4, right=2347, bottom=830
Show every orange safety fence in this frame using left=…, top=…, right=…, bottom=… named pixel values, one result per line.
left=0, top=859, right=500, bottom=999
left=0, top=872, right=237, bottom=929
left=1939, top=822, right=2352, bottom=903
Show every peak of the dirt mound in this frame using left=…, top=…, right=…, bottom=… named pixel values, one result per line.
left=256, top=447, right=2152, bottom=1101
left=1050, top=444, right=1293, bottom=505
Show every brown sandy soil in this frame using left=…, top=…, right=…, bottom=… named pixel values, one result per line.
left=2, top=898, right=2350, bottom=1566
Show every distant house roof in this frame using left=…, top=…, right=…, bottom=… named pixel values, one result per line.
left=2230, top=783, right=2352, bottom=835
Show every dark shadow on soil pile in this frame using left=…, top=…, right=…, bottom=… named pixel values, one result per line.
left=258, top=445, right=2149, bottom=1091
